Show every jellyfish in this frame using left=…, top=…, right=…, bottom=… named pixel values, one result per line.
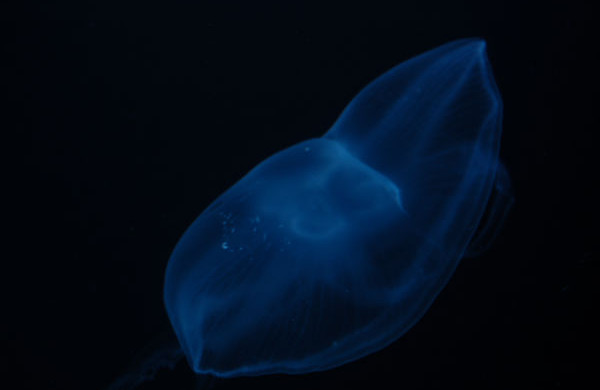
left=109, top=38, right=513, bottom=389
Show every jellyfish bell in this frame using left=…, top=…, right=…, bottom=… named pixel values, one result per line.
left=163, top=38, right=513, bottom=379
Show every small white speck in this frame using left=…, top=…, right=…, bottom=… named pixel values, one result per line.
left=221, top=242, right=229, bottom=250
left=231, top=227, right=236, bottom=233
left=305, top=147, right=311, bottom=152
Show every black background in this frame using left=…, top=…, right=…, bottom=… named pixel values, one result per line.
left=8, top=0, right=597, bottom=389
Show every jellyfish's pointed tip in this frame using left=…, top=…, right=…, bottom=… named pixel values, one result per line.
left=452, top=39, right=494, bottom=69
left=474, top=39, right=488, bottom=55
left=473, top=38, right=487, bottom=47
left=458, top=38, right=488, bottom=54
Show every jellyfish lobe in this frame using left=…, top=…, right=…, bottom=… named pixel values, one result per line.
left=164, top=38, right=513, bottom=378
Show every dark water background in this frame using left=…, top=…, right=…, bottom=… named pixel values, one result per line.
left=9, top=0, right=597, bottom=389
